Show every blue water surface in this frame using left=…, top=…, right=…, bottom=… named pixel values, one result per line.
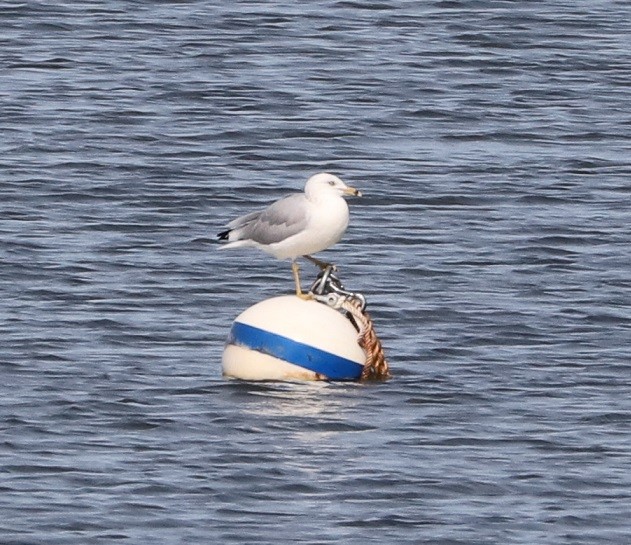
left=1, top=2, right=630, bottom=544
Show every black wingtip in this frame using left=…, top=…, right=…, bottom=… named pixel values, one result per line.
left=217, top=229, right=231, bottom=241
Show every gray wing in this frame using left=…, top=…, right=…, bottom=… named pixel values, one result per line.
left=226, top=209, right=263, bottom=230
left=238, top=194, right=309, bottom=245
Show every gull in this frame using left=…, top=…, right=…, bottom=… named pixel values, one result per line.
left=217, top=172, right=362, bottom=298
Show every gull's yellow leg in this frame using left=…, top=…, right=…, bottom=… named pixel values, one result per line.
left=303, top=254, right=335, bottom=271
left=292, top=261, right=312, bottom=300
left=292, top=261, right=302, bottom=296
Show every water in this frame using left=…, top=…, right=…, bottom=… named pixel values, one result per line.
left=1, top=1, right=630, bottom=543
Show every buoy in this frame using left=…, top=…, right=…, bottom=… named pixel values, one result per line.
left=222, top=295, right=365, bottom=381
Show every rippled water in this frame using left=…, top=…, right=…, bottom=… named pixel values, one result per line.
left=1, top=2, right=630, bottom=544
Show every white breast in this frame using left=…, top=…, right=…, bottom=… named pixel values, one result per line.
left=266, top=195, right=349, bottom=260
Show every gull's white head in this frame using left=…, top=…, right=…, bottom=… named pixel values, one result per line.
left=304, top=172, right=362, bottom=201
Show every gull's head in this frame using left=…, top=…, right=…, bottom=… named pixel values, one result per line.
left=304, top=172, right=362, bottom=200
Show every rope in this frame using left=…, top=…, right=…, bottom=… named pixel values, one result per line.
left=341, top=299, right=390, bottom=381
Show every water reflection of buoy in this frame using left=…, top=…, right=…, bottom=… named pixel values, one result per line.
left=222, top=295, right=365, bottom=381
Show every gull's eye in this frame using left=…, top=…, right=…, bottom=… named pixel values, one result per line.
left=328, top=180, right=336, bottom=186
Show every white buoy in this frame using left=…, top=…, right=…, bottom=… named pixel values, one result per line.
left=222, top=295, right=365, bottom=381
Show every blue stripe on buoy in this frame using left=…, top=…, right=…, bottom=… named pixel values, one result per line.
left=228, top=321, right=363, bottom=380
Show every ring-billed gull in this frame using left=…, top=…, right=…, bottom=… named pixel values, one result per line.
left=218, top=172, right=362, bottom=298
